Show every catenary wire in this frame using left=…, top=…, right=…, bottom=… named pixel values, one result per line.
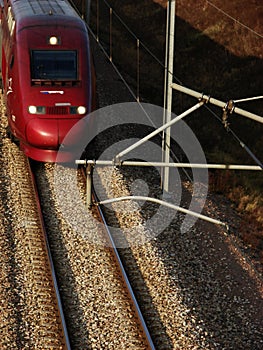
left=70, top=0, right=262, bottom=177
left=204, top=104, right=263, bottom=169
left=206, top=0, right=263, bottom=38
left=69, top=1, right=263, bottom=281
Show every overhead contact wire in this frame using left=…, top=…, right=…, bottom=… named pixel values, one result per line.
left=205, top=105, right=263, bottom=169
left=206, top=0, right=263, bottom=38
left=75, top=0, right=262, bottom=176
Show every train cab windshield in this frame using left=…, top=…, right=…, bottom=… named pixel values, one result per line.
left=31, top=50, right=78, bottom=81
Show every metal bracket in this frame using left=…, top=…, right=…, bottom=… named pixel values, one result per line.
left=113, top=156, right=123, bottom=167
left=222, top=99, right=235, bottom=129
left=199, top=93, right=210, bottom=104
left=85, top=161, right=94, bottom=209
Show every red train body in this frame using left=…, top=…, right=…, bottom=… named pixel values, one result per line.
left=0, top=0, right=96, bottom=162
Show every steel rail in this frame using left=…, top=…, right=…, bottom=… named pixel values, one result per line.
left=81, top=168, right=156, bottom=349
left=29, top=160, right=71, bottom=350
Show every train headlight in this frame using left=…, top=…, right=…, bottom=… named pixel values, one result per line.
left=77, top=106, right=86, bottom=115
left=28, top=105, right=37, bottom=114
left=48, top=36, right=60, bottom=45
left=70, top=106, right=86, bottom=115
left=28, top=106, right=46, bottom=114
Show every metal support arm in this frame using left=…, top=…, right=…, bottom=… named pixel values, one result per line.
left=171, top=83, right=263, bottom=124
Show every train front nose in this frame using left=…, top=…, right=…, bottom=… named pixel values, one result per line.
left=26, top=118, right=88, bottom=150
left=26, top=119, right=59, bottom=149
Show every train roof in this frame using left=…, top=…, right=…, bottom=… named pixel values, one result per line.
left=9, top=0, right=84, bottom=29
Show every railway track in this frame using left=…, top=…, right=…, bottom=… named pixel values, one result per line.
left=81, top=167, right=156, bottom=348
left=0, top=89, right=157, bottom=347
left=79, top=159, right=263, bottom=350
left=1, top=138, right=262, bottom=349
left=34, top=162, right=158, bottom=348
left=0, top=109, right=70, bottom=348
left=23, top=160, right=71, bottom=349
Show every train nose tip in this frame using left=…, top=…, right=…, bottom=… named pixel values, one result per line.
left=26, top=119, right=59, bottom=148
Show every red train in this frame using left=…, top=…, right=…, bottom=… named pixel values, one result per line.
left=0, top=0, right=96, bottom=162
